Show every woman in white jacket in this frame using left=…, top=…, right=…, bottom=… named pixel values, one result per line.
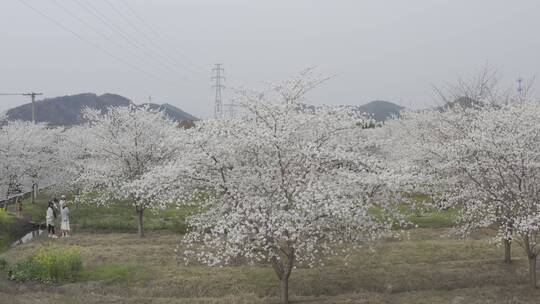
left=60, top=203, right=70, bottom=237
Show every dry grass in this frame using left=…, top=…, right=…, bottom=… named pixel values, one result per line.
left=1, top=229, right=539, bottom=303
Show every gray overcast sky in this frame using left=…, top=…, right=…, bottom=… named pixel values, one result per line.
left=1, top=0, right=539, bottom=118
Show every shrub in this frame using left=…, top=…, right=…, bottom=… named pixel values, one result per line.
left=8, top=246, right=82, bottom=283
left=0, top=256, right=8, bottom=271
left=0, top=238, right=8, bottom=253
left=0, top=209, right=10, bottom=227
left=0, top=209, right=13, bottom=252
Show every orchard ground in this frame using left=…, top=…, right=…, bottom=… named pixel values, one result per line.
left=1, top=194, right=540, bottom=303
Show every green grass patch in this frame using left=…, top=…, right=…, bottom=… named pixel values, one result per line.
left=367, top=192, right=456, bottom=230
left=0, top=209, right=11, bottom=226
left=0, top=209, right=13, bottom=252
left=408, top=209, right=456, bottom=228
left=11, top=191, right=194, bottom=234
left=7, top=245, right=82, bottom=283
left=72, top=202, right=194, bottom=234
left=82, top=262, right=149, bottom=283
left=395, top=202, right=457, bottom=229
left=7, top=193, right=52, bottom=223
left=0, top=256, right=8, bottom=272
left=369, top=203, right=456, bottom=230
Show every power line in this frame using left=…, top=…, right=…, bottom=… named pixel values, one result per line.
left=17, top=0, right=179, bottom=86
left=49, top=0, right=176, bottom=77
left=118, top=0, right=209, bottom=76
left=212, top=64, right=225, bottom=118
left=73, top=0, right=177, bottom=76
left=120, top=0, right=160, bottom=37
left=73, top=0, right=192, bottom=81
left=104, top=0, right=203, bottom=76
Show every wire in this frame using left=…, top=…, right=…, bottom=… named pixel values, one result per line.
left=17, top=0, right=180, bottom=86
left=73, top=0, right=193, bottom=81
left=120, top=0, right=211, bottom=73
left=49, top=0, right=178, bottom=77
left=103, top=0, right=182, bottom=71
left=116, top=0, right=208, bottom=77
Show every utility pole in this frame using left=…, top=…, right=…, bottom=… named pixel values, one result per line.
left=24, top=93, right=43, bottom=205
left=22, top=92, right=43, bottom=124
left=1, top=92, right=43, bottom=124
left=0, top=91, right=42, bottom=204
left=516, top=77, right=525, bottom=102
left=517, top=77, right=524, bottom=94
left=212, top=64, right=225, bottom=118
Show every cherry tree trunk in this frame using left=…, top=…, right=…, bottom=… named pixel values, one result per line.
left=529, top=256, right=537, bottom=288
left=31, top=182, right=37, bottom=204
left=137, top=208, right=144, bottom=237
left=280, top=277, right=289, bottom=304
left=271, top=251, right=295, bottom=304
left=503, top=239, right=511, bottom=264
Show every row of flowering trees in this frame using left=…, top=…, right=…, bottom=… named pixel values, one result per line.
left=0, top=119, right=67, bottom=205
left=1, top=70, right=540, bottom=302
left=72, top=71, right=404, bottom=304
left=0, top=71, right=402, bottom=303
left=394, top=99, right=540, bottom=288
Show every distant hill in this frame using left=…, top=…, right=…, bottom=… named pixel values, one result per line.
left=356, top=100, right=404, bottom=122
left=5, top=93, right=197, bottom=125
left=140, top=103, right=198, bottom=122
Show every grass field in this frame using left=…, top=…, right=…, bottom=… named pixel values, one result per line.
left=1, top=192, right=539, bottom=303
left=1, top=229, right=539, bottom=303
left=0, top=210, right=11, bottom=250
left=2, top=191, right=193, bottom=235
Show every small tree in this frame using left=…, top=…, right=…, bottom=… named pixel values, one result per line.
left=430, top=66, right=531, bottom=263
left=154, top=71, right=400, bottom=304
left=0, top=121, right=60, bottom=205
left=76, top=106, right=181, bottom=237
left=401, top=99, right=540, bottom=288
